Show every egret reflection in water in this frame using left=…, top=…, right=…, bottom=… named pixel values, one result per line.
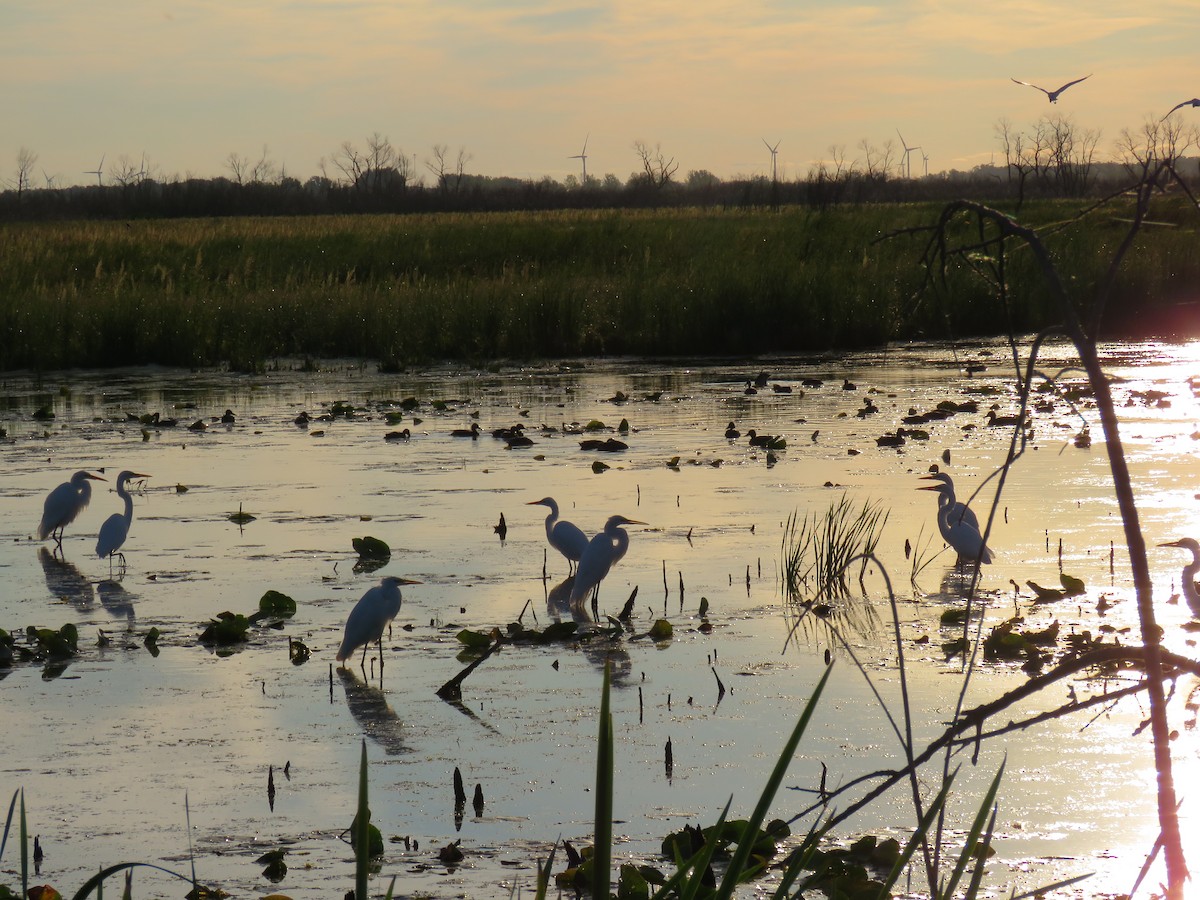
left=338, top=666, right=407, bottom=756
left=97, top=579, right=136, bottom=623
left=38, top=547, right=95, bottom=610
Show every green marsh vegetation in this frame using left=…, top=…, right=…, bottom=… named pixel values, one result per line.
left=2, top=197, right=1198, bottom=373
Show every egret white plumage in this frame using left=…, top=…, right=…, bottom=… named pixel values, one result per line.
left=96, top=470, right=150, bottom=573
left=920, top=473, right=980, bottom=531
left=337, top=576, right=421, bottom=669
left=38, top=470, right=106, bottom=547
left=569, top=515, right=645, bottom=605
left=1160, top=537, right=1200, bottom=616
left=527, top=497, right=589, bottom=573
left=1010, top=74, right=1091, bottom=103
left=919, top=476, right=992, bottom=565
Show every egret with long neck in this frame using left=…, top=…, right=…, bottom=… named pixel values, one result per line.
left=527, top=497, right=589, bottom=573
left=570, top=515, right=646, bottom=606
left=1161, top=538, right=1200, bottom=617
left=39, top=470, right=106, bottom=549
left=97, top=470, right=150, bottom=573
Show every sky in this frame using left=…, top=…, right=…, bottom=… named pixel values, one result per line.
left=3, top=0, right=1199, bottom=188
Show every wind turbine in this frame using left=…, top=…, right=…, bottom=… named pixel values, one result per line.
left=896, top=130, right=920, bottom=179
left=921, top=150, right=929, bottom=178
left=84, top=154, right=106, bottom=186
left=569, top=134, right=589, bottom=182
left=762, top=138, right=780, bottom=183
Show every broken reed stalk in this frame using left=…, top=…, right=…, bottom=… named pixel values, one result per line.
left=927, top=200, right=1185, bottom=895
left=436, top=638, right=505, bottom=701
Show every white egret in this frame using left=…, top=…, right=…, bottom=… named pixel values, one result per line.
left=96, top=471, right=151, bottom=573
left=920, top=473, right=980, bottom=532
left=919, top=477, right=992, bottom=565
left=1011, top=74, right=1091, bottom=103
left=337, top=576, right=421, bottom=670
left=527, top=497, right=589, bottom=573
left=570, top=515, right=646, bottom=605
left=1160, top=538, right=1200, bottom=616
left=38, top=470, right=106, bottom=547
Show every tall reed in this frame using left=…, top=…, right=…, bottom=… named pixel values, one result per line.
left=2, top=200, right=1194, bottom=372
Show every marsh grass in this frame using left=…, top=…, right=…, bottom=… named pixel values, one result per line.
left=780, top=495, right=888, bottom=608
left=3, top=200, right=1194, bottom=372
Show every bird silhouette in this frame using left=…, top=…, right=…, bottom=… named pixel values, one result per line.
left=920, top=476, right=992, bottom=566
left=39, top=470, right=106, bottom=547
left=96, top=470, right=151, bottom=573
left=527, top=497, right=589, bottom=572
left=1162, top=98, right=1200, bottom=121
left=337, top=576, right=421, bottom=671
left=1011, top=74, right=1091, bottom=103
left=570, top=515, right=645, bottom=605
left=1160, top=537, right=1200, bottom=617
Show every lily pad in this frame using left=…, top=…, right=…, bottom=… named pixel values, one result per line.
left=200, top=612, right=252, bottom=645
left=352, top=536, right=391, bottom=559
left=258, top=590, right=297, bottom=619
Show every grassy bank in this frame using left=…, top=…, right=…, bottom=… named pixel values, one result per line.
left=1, top=201, right=1196, bottom=372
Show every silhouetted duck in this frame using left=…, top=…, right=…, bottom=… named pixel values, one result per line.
left=221, top=409, right=236, bottom=424
left=451, top=423, right=482, bottom=439
left=385, top=429, right=411, bottom=442
left=724, top=421, right=740, bottom=439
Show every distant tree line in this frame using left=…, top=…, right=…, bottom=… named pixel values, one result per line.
left=3, top=115, right=1197, bottom=222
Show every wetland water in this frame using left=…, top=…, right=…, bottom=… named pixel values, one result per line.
left=2, top=339, right=1198, bottom=898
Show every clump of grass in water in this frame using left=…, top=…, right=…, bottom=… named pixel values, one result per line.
left=780, top=495, right=888, bottom=606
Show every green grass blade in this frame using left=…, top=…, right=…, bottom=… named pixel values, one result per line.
left=593, top=660, right=613, bottom=899
left=879, top=771, right=956, bottom=894
left=533, top=840, right=558, bottom=900
left=356, top=738, right=370, bottom=900
left=938, top=760, right=1005, bottom=899
left=0, top=788, right=16, bottom=864
left=713, top=664, right=832, bottom=900
left=20, top=788, right=28, bottom=900
left=69, top=862, right=193, bottom=900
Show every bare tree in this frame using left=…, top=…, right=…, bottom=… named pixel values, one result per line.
left=249, top=145, right=278, bottom=184
left=13, top=147, right=38, bottom=199
left=857, top=137, right=896, bottom=181
left=225, top=151, right=250, bottom=185
left=632, top=140, right=678, bottom=188
left=110, top=153, right=146, bottom=187
left=426, top=144, right=472, bottom=193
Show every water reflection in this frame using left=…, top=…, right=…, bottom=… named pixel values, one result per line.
left=97, top=580, right=136, bottom=623
left=38, top=547, right=95, bottom=610
left=543, top=575, right=634, bottom=682
left=337, top=666, right=407, bottom=756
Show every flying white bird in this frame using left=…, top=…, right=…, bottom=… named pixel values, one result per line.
left=1011, top=74, right=1092, bottom=103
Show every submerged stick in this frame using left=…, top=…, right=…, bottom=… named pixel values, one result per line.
left=436, top=639, right=505, bottom=701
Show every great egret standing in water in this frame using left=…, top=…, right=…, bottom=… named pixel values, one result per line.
left=337, top=576, right=421, bottom=670
left=920, top=473, right=980, bottom=531
left=570, top=515, right=645, bottom=605
left=39, top=470, right=106, bottom=548
left=1160, top=537, right=1200, bottom=616
left=527, top=497, right=589, bottom=573
left=919, top=476, right=992, bottom=565
left=96, top=470, right=151, bottom=573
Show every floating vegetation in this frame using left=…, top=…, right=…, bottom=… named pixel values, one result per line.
left=227, top=503, right=255, bottom=525
left=352, top=536, right=390, bottom=560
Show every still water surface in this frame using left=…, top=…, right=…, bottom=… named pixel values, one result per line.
left=1, top=339, right=1198, bottom=898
